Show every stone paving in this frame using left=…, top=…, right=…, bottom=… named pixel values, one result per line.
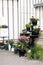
left=37, top=32, right=43, bottom=46
left=0, top=49, right=43, bottom=65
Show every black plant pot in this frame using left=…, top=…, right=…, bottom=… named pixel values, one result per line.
left=18, top=49, right=26, bottom=56
left=32, top=30, right=39, bottom=35
left=26, top=28, right=30, bottom=31
left=31, top=20, right=37, bottom=25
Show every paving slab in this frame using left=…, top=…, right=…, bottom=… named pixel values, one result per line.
left=0, top=49, right=43, bottom=65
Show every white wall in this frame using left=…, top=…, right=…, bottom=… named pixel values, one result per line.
left=0, top=0, right=8, bottom=40
left=0, top=0, right=43, bottom=40
left=0, top=0, right=18, bottom=40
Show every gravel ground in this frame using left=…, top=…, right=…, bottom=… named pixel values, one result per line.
left=0, top=49, right=43, bottom=65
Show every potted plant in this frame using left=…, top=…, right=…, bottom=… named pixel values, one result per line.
left=13, top=43, right=19, bottom=54
left=18, top=36, right=29, bottom=56
left=32, top=28, right=40, bottom=36
left=25, top=23, right=32, bottom=31
left=30, top=18, right=39, bottom=25
left=4, top=44, right=8, bottom=50
left=6, top=39, right=14, bottom=51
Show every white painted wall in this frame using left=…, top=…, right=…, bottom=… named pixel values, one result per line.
left=0, top=0, right=8, bottom=40
left=34, top=0, right=43, bottom=30
left=0, top=0, right=43, bottom=40
left=0, top=0, right=18, bottom=40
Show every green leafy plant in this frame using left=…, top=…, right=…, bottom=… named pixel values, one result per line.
left=30, top=18, right=39, bottom=21
left=25, top=23, right=32, bottom=28
left=6, top=39, right=14, bottom=45
left=16, top=41, right=22, bottom=49
left=30, top=45, right=43, bottom=60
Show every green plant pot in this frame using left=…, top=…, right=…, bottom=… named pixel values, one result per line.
left=14, top=48, right=18, bottom=54
left=4, top=44, right=8, bottom=50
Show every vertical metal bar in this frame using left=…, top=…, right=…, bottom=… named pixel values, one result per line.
left=7, top=0, right=9, bottom=39
left=12, top=0, right=14, bottom=40
left=2, top=0, right=4, bottom=16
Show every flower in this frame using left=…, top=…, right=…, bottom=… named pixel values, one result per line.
left=19, top=36, right=29, bottom=42
left=18, top=36, right=29, bottom=46
left=18, top=36, right=29, bottom=49
left=32, top=16, right=34, bottom=18
left=27, top=50, right=31, bottom=53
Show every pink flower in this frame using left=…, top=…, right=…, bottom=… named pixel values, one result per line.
left=32, top=16, right=34, bottom=18
left=18, top=36, right=29, bottom=42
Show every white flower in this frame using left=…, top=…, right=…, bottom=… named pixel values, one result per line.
left=27, top=50, right=31, bottom=53
left=18, top=45, right=21, bottom=46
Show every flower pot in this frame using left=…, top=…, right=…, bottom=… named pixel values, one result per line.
left=30, top=35, right=38, bottom=38
left=22, top=29, right=27, bottom=33
left=31, top=20, right=37, bottom=25
left=4, top=44, right=8, bottom=50
left=26, top=28, right=30, bottom=31
left=14, top=48, right=18, bottom=54
left=18, top=49, right=26, bottom=56
left=32, top=30, right=39, bottom=36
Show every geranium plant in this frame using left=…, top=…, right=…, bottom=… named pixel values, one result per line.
left=18, top=36, right=29, bottom=48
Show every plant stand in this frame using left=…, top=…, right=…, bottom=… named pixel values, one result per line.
left=20, top=17, right=40, bottom=49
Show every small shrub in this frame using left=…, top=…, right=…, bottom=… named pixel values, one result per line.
left=30, top=45, right=43, bottom=60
